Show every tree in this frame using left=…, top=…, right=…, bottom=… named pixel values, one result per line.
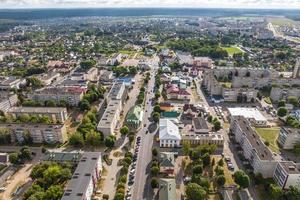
left=213, top=120, right=221, bottom=131
left=233, top=170, right=250, bottom=189
left=284, top=186, right=300, bottom=200
left=278, top=100, right=286, bottom=108
left=293, top=141, right=300, bottom=155
left=192, top=165, right=203, bottom=174
left=105, top=136, right=116, bottom=148
left=151, top=178, right=159, bottom=188
left=218, top=159, right=224, bottom=167
left=80, top=59, right=96, bottom=70
left=153, top=105, right=161, bottom=113
left=0, top=128, right=11, bottom=144
left=45, top=185, right=64, bottom=200
left=155, top=91, right=161, bottom=99
left=151, top=166, right=159, bottom=176
left=185, top=183, right=207, bottom=200
left=79, top=99, right=91, bottom=111
left=86, top=131, right=101, bottom=146
left=19, top=147, right=31, bottom=160
left=23, top=184, right=44, bottom=199
left=207, top=115, right=213, bottom=123
left=202, top=153, right=210, bottom=167
left=152, top=112, right=160, bottom=123
left=114, top=193, right=124, bottom=200
left=9, top=152, right=19, bottom=164
left=183, top=141, right=191, bottom=155
left=277, top=107, right=287, bottom=117
left=152, top=148, right=158, bottom=157
left=216, top=175, right=226, bottom=187
left=211, top=158, right=215, bottom=167
left=288, top=96, right=299, bottom=107
left=120, top=126, right=129, bottom=135
left=45, top=100, right=56, bottom=107
left=69, top=133, right=85, bottom=146
left=269, top=184, right=283, bottom=200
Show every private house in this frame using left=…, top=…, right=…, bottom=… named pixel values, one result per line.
left=159, top=178, right=176, bottom=200
left=193, top=57, right=213, bottom=69
left=62, top=152, right=102, bottom=200
left=165, top=84, right=190, bottom=100
left=277, top=127, right=300, bottom=150
left=159, top=119, right=181, bottom=148
left=126, top=106, right=144, bottom=129
left=160, top=102, right=175, bottom=112
left=159, top=152, right=175, bottom=176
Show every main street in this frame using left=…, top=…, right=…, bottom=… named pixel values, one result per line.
left=131, top=56, right=159, bottom=200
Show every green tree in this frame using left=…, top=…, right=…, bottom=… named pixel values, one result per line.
left=9, top=152, right=19, bottom=164
left=185, top=183, right=207, bottom=200
left=20, top=147, right=32, bottom=160
left=151, top=178, right=159, bottom=188
left=277, top=107, right=288, bottom=117
left=213, top=120, right=221, bottom=131
left=86, top=131, right=101, bottom=146
left=293, top=141, right=300, bottom=155
left=0, top=128, right=11, bottom=144
left=69, top=133, right=85, bottom=147
left=278, top=100, right=286, bottom=107
left=218, top=159, right=224, bottom=167
left=152, top=148, right=158, bottom=157
left=45, top=100, right=56, bottom=107
left=45, top=185, right=64, bottom=200
left=105, top=136, right=116, bottom=148
left=288, top=96, right=299, bottom=107
left=284, top=186, right=300, bottom=200
left=269, top=184, right=283, bottom=200
left=202, top=153, right=210, bottom=167
left=151, top=166, right=159, bottom=176
left=216, top=175, right=226, bottom=187
left=23, top=184, right=44, bottom=199
left=183, top=141, right=191, bottom=155
left=114, top=193, right=124, bottom=200
left=79, top=99, right=91, bottom=111
left=233, top=170, right=250, bottom=189
left=153, top=105, right=161, bottom=113
left=120, top=126, right=129, bottom=135
left=80, top=59, right=96, bottom=70
left=152, top=112, right=160, bottom=123
left=192, top=165, right=203, bottom=174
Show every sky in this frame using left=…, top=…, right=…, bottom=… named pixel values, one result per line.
left=1, top=0, right=300, bottom=9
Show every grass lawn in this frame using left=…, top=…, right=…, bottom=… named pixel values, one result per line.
left=220, top=45, right=243, bottom=56
left=255, top=127, right=280, bottom=153
left=220, top=82, right=232, bottom=89
left=212, top=156, right=236, bottom=186
left=263, top=97, right=272, bottom=104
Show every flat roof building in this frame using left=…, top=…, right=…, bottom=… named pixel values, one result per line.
left=228, top=107, right=267, bottom=127
left=62, top=152, right=102, bottom=200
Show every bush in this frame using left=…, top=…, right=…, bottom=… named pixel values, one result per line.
left=102, top=194, right=109, bottom=200
left=151, top=178, right=159, bottom=188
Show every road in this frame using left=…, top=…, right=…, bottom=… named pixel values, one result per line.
left=268, top=22, right=300, bottom=44
left=195, top=78, right=259, bottom=200
left=131, top=56, right=159, bottom=200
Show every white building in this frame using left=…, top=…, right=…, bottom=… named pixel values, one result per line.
left=273, top=161, right=300, bottom=189
left=228, top=107, right=268, bottom=127
left=159, top=119, right=181, bottom=148
left=277, top=127, right=300, bottom=150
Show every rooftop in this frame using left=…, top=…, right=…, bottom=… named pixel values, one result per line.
left=9, top=106, right=67, bottom=114
left=62, top=152, right=102, bottom=200
left=279, top=161, right=300, bottom=174
left=235, top=116, right=274, bottom=161
left=228, top=107, right=267, bottom=122
left=192, top=117, right=209, bottom=130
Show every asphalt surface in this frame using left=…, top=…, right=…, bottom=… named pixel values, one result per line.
left=131, top=57, right=159, bottom=200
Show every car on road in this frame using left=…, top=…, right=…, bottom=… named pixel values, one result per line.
left=146, top=130, right=149, bottom=134
left=225, top=156, right=231, bottom=162
left=144, top=124, right=146, bottom=127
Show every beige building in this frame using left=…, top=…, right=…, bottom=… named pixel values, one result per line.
left=273, top=161, right=300, bottom=189
left=0, top=93, right=18, bottom=113
left=0, top=123, right=67, bottom=144
left=29, top=86, right=86, bottom=106
left=8, top=107, right=68, bottom=123
left=181, top=133, right=224, bottom=147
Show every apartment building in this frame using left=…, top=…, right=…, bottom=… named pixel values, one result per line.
left=181, top=133, right=224, bottom=147
left=277, top=127, right=300, bottom=150
left=97, top=83, right=127, bottom=137
left=72, top=67, right=99, bottom=82
left=0, top=123, right=67, bottom=144
left=159, top=178, right=176, bottom=200
left=62, top=152, right=102, bottom=200
left=35, top=72, right=61, bottom=86
left=270, top=87, right=300, bottom=102
left=228, top=107, right=268, bottom=127
left=230, top=116, right=277, bottom=178
left=0, top=93, right=18, bottom=113
left=8, top=107, right=68, bottom=123
left=193, top=57, right=213, bottom=68
left=0, top=76, right=24, bottom=91
left=29, top=86, right=86, bottom=106
left=273, top=161, right=300, bottom=189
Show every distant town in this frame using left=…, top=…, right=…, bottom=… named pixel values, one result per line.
left=0, top=11, right=300, bottom=200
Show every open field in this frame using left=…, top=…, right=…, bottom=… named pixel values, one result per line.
left=220, top=45, right=243, bottom=56
left=268, top=17, right=300, bottom=26
left=255, top=127, right=280, bottom=153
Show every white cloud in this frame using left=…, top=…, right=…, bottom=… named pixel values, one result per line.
left=0, top=0, right=300, bottom=8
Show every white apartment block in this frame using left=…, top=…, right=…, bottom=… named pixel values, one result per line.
left=277, top=127, right=300, bottom=150
left=273, top=161, right=300, bottom=189
left=62, top=152, right=102, bottom=200
left=0, top=123, right=67, bottom=144
left=228, top=107, right=268, bottom=127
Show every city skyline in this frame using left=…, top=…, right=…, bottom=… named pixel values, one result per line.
left=1, top=0, right=300, bottom=9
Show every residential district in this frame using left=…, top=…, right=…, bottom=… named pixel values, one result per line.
left=0, top=15, right=300, bottom=200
